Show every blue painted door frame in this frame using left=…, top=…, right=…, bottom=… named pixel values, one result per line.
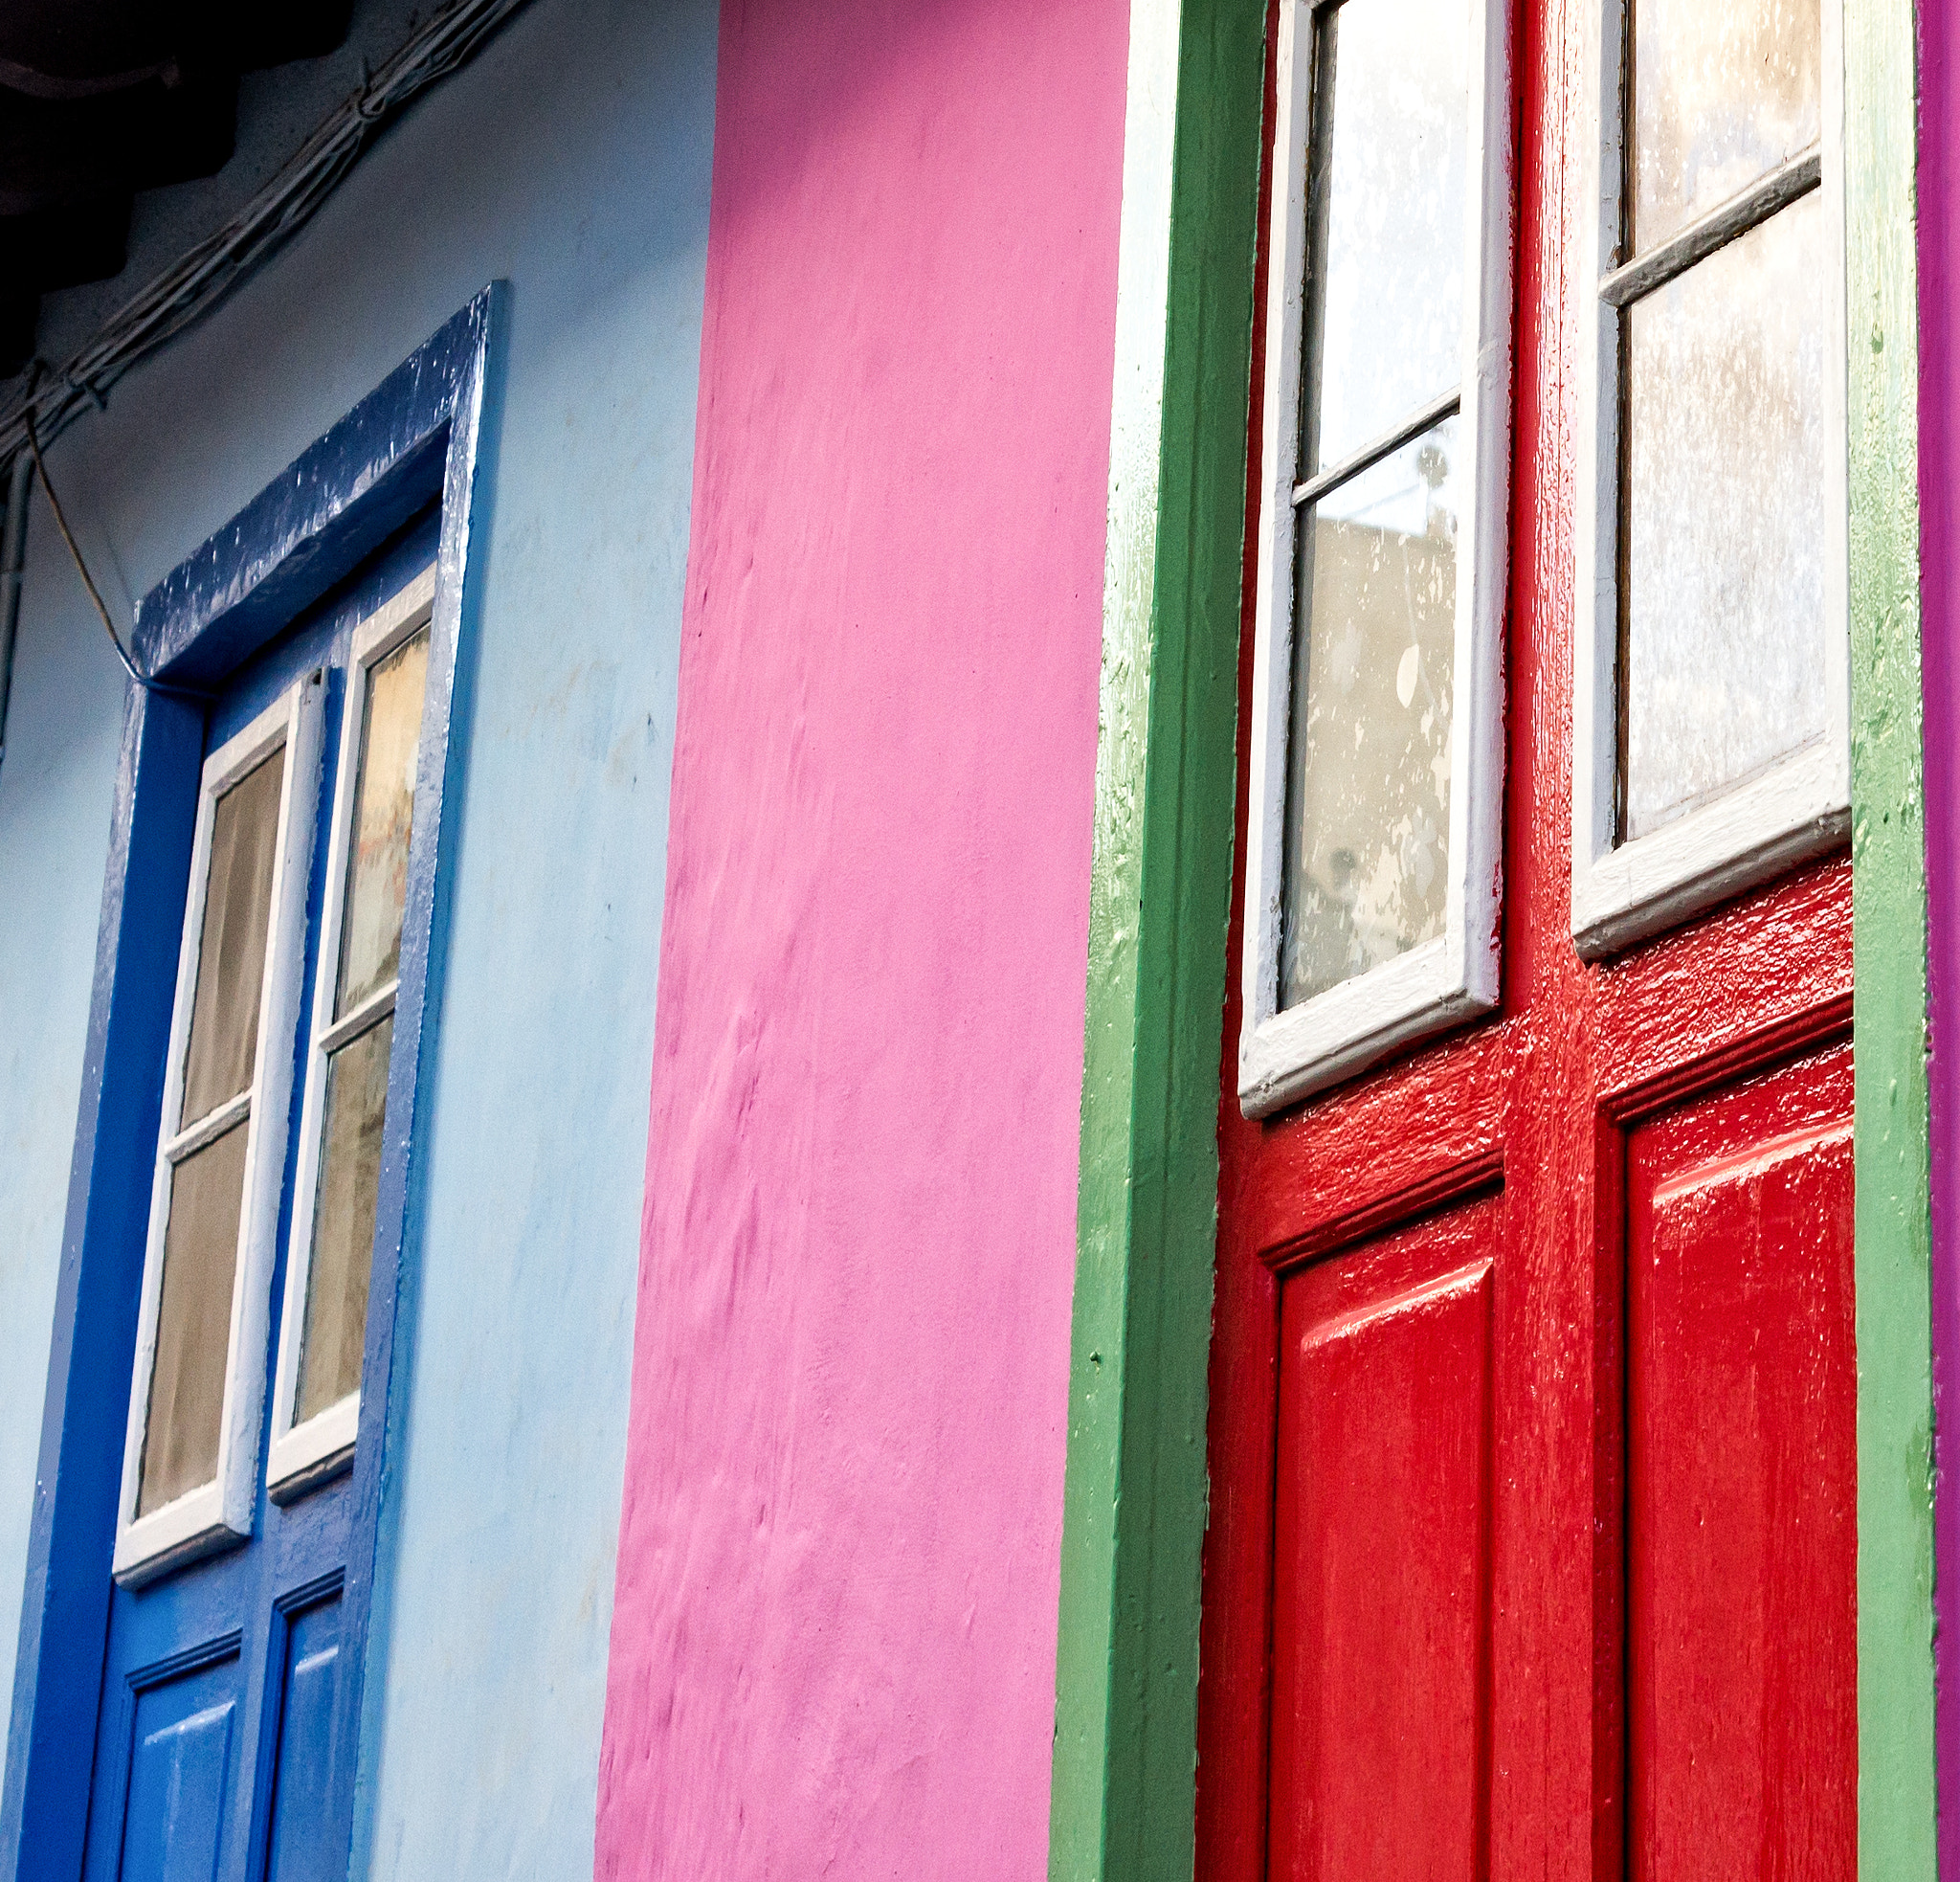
left=0, top=289, right=500, bottom=1882
left=83, top=521, right=432, bottom=1881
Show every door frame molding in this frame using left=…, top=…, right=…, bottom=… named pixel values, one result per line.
left=1844, top=0, right=1938, bottom=1871
left=1048, top=0, right=1938, bottom=1875
left=0, top=286, right=501, bottom=1882
left=1046, top=1, right=1264, bottom=1876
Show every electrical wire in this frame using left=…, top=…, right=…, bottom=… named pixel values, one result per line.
left=22, top=392, right=207, bottom=700
left=0, top=0, right=537, bottom=467
left=0, top=0, right=537, bottom=706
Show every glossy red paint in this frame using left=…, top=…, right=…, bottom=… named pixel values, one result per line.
left=1269, top=1207, right=1496, bottom=1882
left=1627, top=1049, right=1857, bottom=1882
left=1192, top=0, right=1858, bottom=1874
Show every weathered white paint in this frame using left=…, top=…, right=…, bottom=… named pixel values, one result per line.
left=113, top=679, right=323, bottom=1587
left=1238, top=0, right=1514, bottom=1117
left=266, top=571, right=436, bottom=1504
left=1570, top=0, right=1852, bottom=956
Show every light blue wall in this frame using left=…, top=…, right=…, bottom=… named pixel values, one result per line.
left=0, top=0, right=715, bottom=1871
left=0, top=489, right=128, bottom=1780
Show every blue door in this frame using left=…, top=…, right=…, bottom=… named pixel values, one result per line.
left=81, top=523, right=437, bottom=1882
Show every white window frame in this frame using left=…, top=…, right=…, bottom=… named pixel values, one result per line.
left=114, top=676, right=324, bottom=1586
left=1570, top=0, right=1849, bottom=957
left=1239, top=0, right=1514, bottom=1119
left=266, top=568, right=436, bottom=1500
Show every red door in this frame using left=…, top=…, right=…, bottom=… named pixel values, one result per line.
left=1195, top=0, right=1856, bottom=1875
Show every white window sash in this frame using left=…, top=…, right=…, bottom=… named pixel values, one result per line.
left=114, top=676, right=324, bottom=1586
left=266, top=566, right=436, bottom=1500
left=1570, top=0, right=1850, bottom=958
left=1238, top=0, right=1514, bottom=1119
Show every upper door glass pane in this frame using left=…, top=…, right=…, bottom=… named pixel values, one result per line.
left=336, top=627, right=430, bottom=1018
left=180, top=750, right=283, bottom=1126
left=297, top=1014, right=392, bottom=1423
left=1283, top=419, right=1460, bottom=1005
left=1623, top=189, right=1826, bottom=838
left=138, top=1120, right=250, bottom=1515
left=1633, top=0, right=1820, bottom=253
left=1306, top=0, right=1469, bottom=474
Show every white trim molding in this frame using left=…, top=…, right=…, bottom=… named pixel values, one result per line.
left=114, top=676, right=325, bottom=1586
left=1238, top=0, right=1514, bottom=1118
left=267, top=566, right=436, bottom=1500
left=1570, top=0, right=1850, bottom=958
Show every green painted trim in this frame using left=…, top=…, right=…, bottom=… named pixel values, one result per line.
left=1047, top=0, right=1265, bottom=1876
left=1845, top=0, right=1937, bottom=1874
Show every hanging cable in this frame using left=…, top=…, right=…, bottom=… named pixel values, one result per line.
left=0, top=0, right=538, bottom=468
left=0, top=0, right=540, bottom=722
left=0, top=449, right=30, bottom=773
left=21, top=395, right=209, bottom=702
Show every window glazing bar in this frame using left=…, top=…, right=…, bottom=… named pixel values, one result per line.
left=1292, top=384, right=1461, bottom=509
left=163, top=1087, right=253, bottom=1164
left=318, top=978, right=397, bottom=1057
left=1600, top=144, right=1821, bottom=310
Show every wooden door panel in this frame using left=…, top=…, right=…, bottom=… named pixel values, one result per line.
left=1271, top=1199, right=1495, bottom=1882
left=119, top=1655, right=240, bottom=1882
left=1626, top=1049, right=1856, bottom=1882
left=263, top=1596, right=345, bottom=1882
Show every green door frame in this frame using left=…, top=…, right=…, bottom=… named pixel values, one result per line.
left=1047, top=1, right=1936, bottom=1876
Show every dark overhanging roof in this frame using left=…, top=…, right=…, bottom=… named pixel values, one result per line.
left=0, top=3, right=355, bottom=374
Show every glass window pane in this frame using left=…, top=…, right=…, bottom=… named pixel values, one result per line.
left=1306, top=0, right=1469, bottom=474
left=296, top=1016, right=392, bottom=1424
left=1624, top=195, right=1826, bottom=840
left=336, top=627, right=430, bottom=1019
left=1633, top=0, right=1819, bottom=253
left=180, top=751, right=283, bottom=1126
left=138, top=1121, right=250, bottom=1516
left=1281, top=417, right=1459, bottom=1007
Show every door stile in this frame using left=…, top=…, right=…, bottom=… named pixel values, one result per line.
left=1584, top=862, right=1853, bottom=1882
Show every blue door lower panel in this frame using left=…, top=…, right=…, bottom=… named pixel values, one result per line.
left=118, top=1649, right=241, bottom=1882
left=263, top=1597, right=341, bottom=1882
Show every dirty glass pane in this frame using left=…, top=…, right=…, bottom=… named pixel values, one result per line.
left=336, top=626, right=429, bottom=1019
left=1306, top=0, right=1468, bottom=475
left=138, top=1121, right=250, bottom=1516
left=1633, top=0, right=1819, bottom=253
left=180, top=750, right=283, bottom=1127
left=1624, top=193, right=1826, bottom=840
left=1281, top=417, right=1459, bottom=1007
left=296, top=1016, right=391, bottom=1423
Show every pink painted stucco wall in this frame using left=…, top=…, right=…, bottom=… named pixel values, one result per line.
left=593, top=0, right=1128, bottom=1873
left=1918, top=2, right=1960, bottom=1865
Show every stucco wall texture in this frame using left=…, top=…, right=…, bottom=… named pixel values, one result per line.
left=1, top=1, right=715, bottom=1868
left=595, top=0, right=1128, bottom=1873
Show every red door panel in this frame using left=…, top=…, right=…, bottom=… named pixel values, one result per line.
left=1197, top=0, right=1860, bottom=1871
left=1627, top=1050, right=1856, bottom=1882
left=1271, top=1200, right=1495, bottom=1882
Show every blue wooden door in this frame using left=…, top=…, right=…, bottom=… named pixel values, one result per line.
left=82, top=524, right=435, bottom=1882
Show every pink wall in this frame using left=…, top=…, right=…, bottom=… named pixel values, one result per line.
left=1919, top=2, right=1960, bottom=1863
left=593, top=0, right=1128, bottom=1872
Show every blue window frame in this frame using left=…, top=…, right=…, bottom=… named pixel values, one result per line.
left=0, top=290, right=498, bottom=1882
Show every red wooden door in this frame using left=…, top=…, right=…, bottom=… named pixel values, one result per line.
left=1193, top=0, right=1858, bottom=1875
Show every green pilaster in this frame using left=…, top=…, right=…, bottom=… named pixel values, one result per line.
left=1046, top=1, right=1264, bottom=1878
left=1845, top=0, right=1937, bottom=1874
